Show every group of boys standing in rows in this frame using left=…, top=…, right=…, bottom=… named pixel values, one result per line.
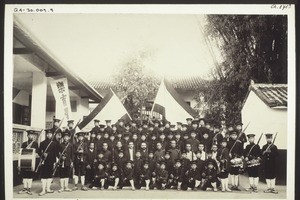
left=18, top=117, right=279, bottom=196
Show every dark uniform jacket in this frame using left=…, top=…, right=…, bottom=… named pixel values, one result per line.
left=58, top=141, right=73, bottom=167
left=187, top=138, right=200, bottom=152
left=91, top=126, right=101, bottom=134
left=108, top=169, right=122, bottom=179
left=170, top=166, right=184, bottom=182
left=244, top=143, right=261, bottom=160
left=38, top=139, right=59, bottom=165
left=21, top=140, right=38, bottom=150
left=154, top=149, right=165, bottom=163
left=134, top=158, right=143, bottom=176
left=168, top=148, right=181, bottom=163
left=139, top=168, right=151, bottom=180
left=187, top=168, right=201, bottom=181
left=217, top=147, right=230, bottom=171
left=156, top=169, right=168, bottom=181
left=123, top=167, right=134, bottom=180
left=86, top=148, right=97, bottom=168
left=227, top=138, right=243, bottom=158
left=94, top=168, right=108, bottom=179
left=102, top=149, right=112, bottom=164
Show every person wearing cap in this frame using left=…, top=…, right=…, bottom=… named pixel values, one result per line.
left=212, top=124, right=223, bottom=148
left=72, top=132, right=88, bottom=191
left=157, top=129, right=166, bottom=149
left=197, top=118, right=207, bottom=138
left=156, top=161, right=168, bottom=190
left=52, top=118, right=62, bottom=133
left=180, top=150, right=190, bottom=173
left=227, top=131, right=244, bottom=191
left=165, top=131, right=174, bottom=151
left=91, top=161, right=107, bottom=190
left=148, top=133, right=158, bottom=153
left=262, top=133, right=279, bottom=194
left=107, top=133, right=117, bottom=161
left=18, top=130, right=39, bottom=195
left=216, top=138, right=231, bottom=192
left=114, top=141, right=124, bottom=157
left=90, top=119, right=101, bottom=136
left=195, top=151, right=206, bottom=187
left=235, top=122, right=247, bottom=146
left=187, top=130, right=200, bottom=153
left=168, top=159, right=184, bottom=190
left=117, top=119, right=126, bottom=135
left=190, top=120, right=199, bottom=135
left=99, top=132, right=110, bottom=152
left=181, top=132, right=190, bottom=152
left=154, top=142, right=165, bottom=163
left=85, top=142, right=97, bottom=186
left=38, top=129, right=59, bottom=196
left=95, top=131, right=103, bottom=153
left=138, top=134, right=148, bottom=149
left=243, top=134, right=262, bottom=192
left=105, top=163, right=122, bottom=190
left=201, top=161, right=218, bottom=192
left=131, top=132, right=140, bottom=150
left=164, top=151, right=173, bottom=173
left=121, top=160, right=135, bottom=190
left=174, top=131, right=184, bottom=151
left=105, top=120, right=113, bottom=134
left=136, top=161, right=151, bottom=190
left=186, top=118, right=193, bottom=133
left=67, top=120, right=75, bottom=140
left=201, top=131, right=213, bottom=153
left=57, top=130, right=73, bottom=193
left=130, top=121, right=138, bottom=134
left=184, top=160, right=202, bottom=191
left=139, top=142, right=148, bottom=161
left=89, top=130, right=97, bottom=144
left=163, top=121, right=171, bottom=135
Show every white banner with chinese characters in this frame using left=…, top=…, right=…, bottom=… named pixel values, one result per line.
left=50, top=77, right=72, bottom=120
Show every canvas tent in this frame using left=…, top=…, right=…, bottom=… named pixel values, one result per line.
left=151, top=78, right=197, bottom=124
left=78, top=89, right=131, bottom=131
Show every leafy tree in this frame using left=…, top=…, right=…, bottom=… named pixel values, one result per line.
left=203, top=15, right=287, bottom=123
left=113, top=51, right=158, bottom=119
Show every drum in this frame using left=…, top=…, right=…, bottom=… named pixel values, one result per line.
left=18, top=148, right=36, bottom=172
left=230, top=158, right=243, bottom=167
left=247, top=159, right=260, bottom=167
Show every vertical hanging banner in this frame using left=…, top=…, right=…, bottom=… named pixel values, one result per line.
left=50, top=77, right=72, bottom=120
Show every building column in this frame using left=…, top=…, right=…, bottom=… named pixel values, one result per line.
left=30, top=72, right=47, bottom=141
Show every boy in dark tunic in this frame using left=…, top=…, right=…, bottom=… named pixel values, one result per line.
left=202, top=161, right=218, bottom=192
left=262, top=133, right=279, bottom=194
left=18, top=130, right=39, bottom=195
left=156, top=161, right=168, bottom=190
left=136, top=161, right=151, bottom=190
left=105, top=163, right=122, bottom=190
left=91, top=161, right=108, bottom=190
left=184, top=161, right=202, bottom=191
left=217, top=139, right=231, bottom=192
left=121, top=160, right=135, bottom=191
left=244, top=134, right=262, bottom=192
left=168, top=159, right=185, bottom=190
left=57, top=130, right=73, bottom=193
left=38, top=129, right=59, bottom=196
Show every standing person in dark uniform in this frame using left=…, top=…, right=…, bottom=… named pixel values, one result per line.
left=102, top=142, right=112, bottom=167
left=154, top=142, right=165, bottom=163
left=139, top=142, right=148, bottom=161
left=117, top=119, right=126, bottom=135
left=57, top=130, right=73, bottom=193
left=235, top=122, right=247, bottom=147
left=262, top=133, right=279, bottom=194
left=156, top=161, right=168, bottom=190
left=99, top=124, right=106, bottom=136
left=186, top=118, right=193, bottom=133
left=168, top=140, right=181, bottom=163
left=130, top=120, right=138, bottom=134
left=180, top=150, right=190, bottom=173
left=52, top=118, right=62, bottom=133
left=197, top=118, right=207, bottom=141
left=163, top=121, right=171, bottom=135
left=187, top=131, right=200, bottom=153
left=134, top=150, right=143, bottom=186
left=181, top=133, right=190, bottom=152
left=244, top=134, right=262, bottom=192
left=190, top=120, right=199, bottom=140
left=217, top=139, right=231, bottom=192
left=148, top=133, right=158, bottom=153
left=212, top=124, right=223, bottom=148
left=168, top=159, right=184, bottom=190
left=201, top=131, right=212, bottom=154
left=105, top=163, right=122, bottom=190
left=67, top=120, right=76, bottom=142
left=116, top=150, right=127, bottom=172
left=174, top=131, right=184, bottom=151
left=105, top=120, right=113, bottom=134
left=38, top=129, right=59, bottom=196
left=72, top=132, right=88, bottom=191
left=227, top=131, right=244, bottom=191
left=18, top=130, right=39, bottom=195
left=85, top=142, right=97, bottom=186
left=158, top=132, right=167, bottom=150
left=121, top=160, right=135, bottom=191
left=91, top=119, right=101, bottom=137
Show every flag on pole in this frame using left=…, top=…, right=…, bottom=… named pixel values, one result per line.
left=78, top=89, right=132, bottom=131
left=151, top=78, right=197, bottom=124
left=50, top=77, right=72, bottom=120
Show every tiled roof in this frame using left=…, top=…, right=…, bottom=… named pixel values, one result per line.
left=250, top=83, right=287, bottom=108
left=89, top=76, right=207, bottom=90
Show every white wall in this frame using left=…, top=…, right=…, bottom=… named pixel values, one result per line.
left=242, top=91, right=287, bottom=149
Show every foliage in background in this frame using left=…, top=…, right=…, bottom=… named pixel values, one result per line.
left=203, top=15, right=287, bottom=123
left=113, top=51, right=158, bottom=118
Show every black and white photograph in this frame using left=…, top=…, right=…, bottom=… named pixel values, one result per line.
left=4, top=4, right=295, bottom=200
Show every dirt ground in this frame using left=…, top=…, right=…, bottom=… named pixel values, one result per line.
left=13, top=175, right=286, bottom=199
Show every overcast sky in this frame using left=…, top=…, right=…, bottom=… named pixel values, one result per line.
left=15, top=13, right=222, bottom=81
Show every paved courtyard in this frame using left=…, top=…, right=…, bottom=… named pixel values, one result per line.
left=13, top=175, right=286, bottom=199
